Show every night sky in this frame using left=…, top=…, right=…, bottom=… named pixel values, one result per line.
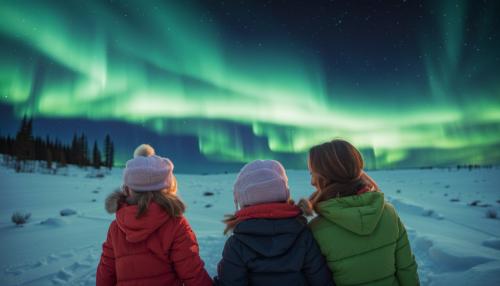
left=1, top=0, right=499, bottom=172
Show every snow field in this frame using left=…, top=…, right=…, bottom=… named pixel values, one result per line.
left=1, top=166, right=499, bottom=285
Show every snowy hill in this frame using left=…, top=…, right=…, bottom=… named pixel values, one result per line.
left=1, top=165, right=499, bottom=285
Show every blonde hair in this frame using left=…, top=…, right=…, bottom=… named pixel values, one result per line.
left=127, top=176, right=185, bottom=218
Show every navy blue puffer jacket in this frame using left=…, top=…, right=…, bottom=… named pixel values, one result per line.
left=215, top=216, right=334, bottom=286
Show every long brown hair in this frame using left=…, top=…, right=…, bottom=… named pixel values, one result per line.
left=307, top=139, right=374, bottom=212
left=127, top=177, right=185, bottom=218
left=222, top=214, right=240, bottom=235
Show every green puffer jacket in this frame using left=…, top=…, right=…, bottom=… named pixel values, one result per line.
left=309, top=192, right=419, bottom=286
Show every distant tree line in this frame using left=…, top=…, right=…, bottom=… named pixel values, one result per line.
left=0, top=116, right=114, bottom=172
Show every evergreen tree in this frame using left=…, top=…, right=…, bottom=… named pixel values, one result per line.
left=92, top=140, right=102, bottom=169
left=1, top=124, right=115, bottom=172
left=14, top=115, right=35, bottom=172
left=6, top=136, right=14, bottom=156
left=62, top=146, right=70, bottom=167
left=34, top=137, right=45, bottom=161
left=81, top=134, right=88, bottom=166
left=0, top=136, right=5, bottom=155
left=104, top=134, right=114, bottom=169
left=73, top=133, right=89, bottom=167
left=46, top=149, right=53, bottom=170
left=104, top=134, right=109, bottom=168
left=59, top=150, right=67, bottom=167
left=109, top=140, right=114, bottom=169
left=15, top=116, right=27, bottom=162
left=71, top=133, right=79, bottom=165
left=25, top=117, right=35, bottom=159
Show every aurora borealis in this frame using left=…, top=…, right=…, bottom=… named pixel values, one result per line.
left=1, top=0, right=499, bottom=171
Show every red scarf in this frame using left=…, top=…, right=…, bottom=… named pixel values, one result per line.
left=356, top=185, right=373, bottom=195
left=235, top=202, right=302, bottom=221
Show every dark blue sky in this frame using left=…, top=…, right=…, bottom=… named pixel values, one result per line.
left=1, top=0, right=499, bottom=172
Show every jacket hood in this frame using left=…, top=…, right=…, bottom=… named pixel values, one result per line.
left=115, top=201, right=170, bottom=243
left=234, top=216, right=306, bottom=257
left=316, top=191, right=385, bottom=235
left=105, top=190, right=126, bottom=214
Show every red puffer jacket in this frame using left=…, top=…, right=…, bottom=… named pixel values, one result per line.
left=96, top=202, right=212, bottom=286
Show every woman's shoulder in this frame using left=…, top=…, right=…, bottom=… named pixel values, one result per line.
left=382, top=200, right=400, bottom=219
left=308, top=215, right=334, bottom=233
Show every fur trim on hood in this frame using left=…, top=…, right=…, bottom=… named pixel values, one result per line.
left=105, top=190, right=126, bottom=214
left=298, top=198, right=314, bottom=217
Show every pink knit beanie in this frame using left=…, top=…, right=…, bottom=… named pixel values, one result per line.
left=233, top=160, right=290, bottom=209
left=123, top=144, right=174, bottom=192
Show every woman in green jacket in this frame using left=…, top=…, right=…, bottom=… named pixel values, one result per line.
left=300, top=139, right=419, bottom=286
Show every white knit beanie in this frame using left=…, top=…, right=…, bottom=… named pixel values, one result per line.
left=233, top=160, right=289, bottom=209
left=123, top=145, right=174, bottom=192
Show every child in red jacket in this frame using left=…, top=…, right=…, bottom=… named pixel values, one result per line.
left=96, top=144, right=212, bottom=286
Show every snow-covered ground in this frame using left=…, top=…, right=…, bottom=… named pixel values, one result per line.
left=1, top=164, right=499, bottom=285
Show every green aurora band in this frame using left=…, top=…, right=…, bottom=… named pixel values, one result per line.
left=0, top=0, right=499, bottom=168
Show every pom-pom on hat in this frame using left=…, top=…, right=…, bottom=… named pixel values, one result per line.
left=134, top=144, right=155, bottom=157
left=233, top=160, right=289, bottom=209
left=123, top=144, right=174, bottom=192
